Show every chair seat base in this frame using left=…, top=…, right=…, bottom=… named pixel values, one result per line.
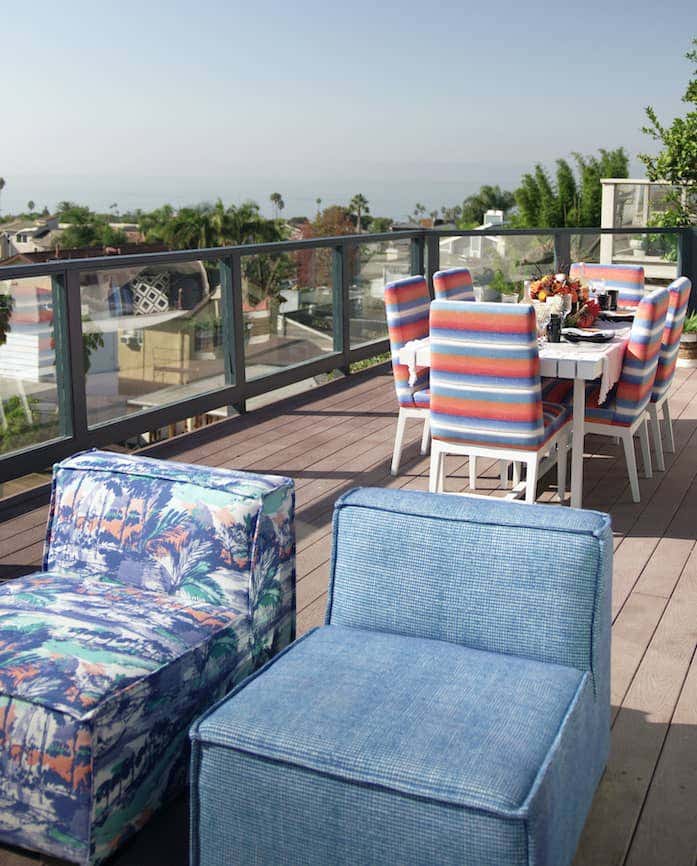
left=191, top=624, right=606, bottom=866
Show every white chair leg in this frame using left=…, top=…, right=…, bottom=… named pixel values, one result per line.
left=525, top=455, right=539, bottom=504
left=391, top=409, right=407, bottom=476
left=469, top=457, right=477, bottom=490
left=499, top=461, right=508, bottom=488
left=428, top=447, right=441, bottom=493
left=438, top=451, right=446, bottom=493
left=649, top=404, right=665, bottom=472
left=557, top=434, right=568, bottom=503
left=420, top=415, right=430, bottom=455
left=512, top=461, right=521, bottom=487
left=622, top=431, right=641, bottom=503
left=639, top=419, right=652, bottom=479
left=663, top=400, right=675, bottom=453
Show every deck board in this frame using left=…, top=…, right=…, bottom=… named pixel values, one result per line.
left=0, top=363, right=696, bottom=866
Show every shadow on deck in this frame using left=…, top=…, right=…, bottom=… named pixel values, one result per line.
left=2, top=363, right=697, bottom=866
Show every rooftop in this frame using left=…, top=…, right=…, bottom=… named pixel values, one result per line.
left=1, top=361, right=696, bottom=866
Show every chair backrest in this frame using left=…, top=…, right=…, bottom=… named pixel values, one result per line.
left=44, top=450, right=295, bottom=618
left=433, top=267, right=474, bottom=302
left=384, top=275, right=430, bottom=407
left=429, top=300, right=546, bottom=450
left=652, top=277, right=692, bottom=403
left=570, top=262, right=645, bottom=308
left=613, top=288, right=670, bottom=425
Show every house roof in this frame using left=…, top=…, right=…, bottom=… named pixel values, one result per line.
left=0, top=243, right=169, bottom=267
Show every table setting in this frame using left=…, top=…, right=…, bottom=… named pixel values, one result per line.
left=398, top=272, right=634, bottom=508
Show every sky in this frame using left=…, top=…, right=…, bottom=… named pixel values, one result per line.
left=2, top=0, right=695, bottom=219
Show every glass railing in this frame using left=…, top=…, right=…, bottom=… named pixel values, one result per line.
left=0, top=225, right=694, bottom=494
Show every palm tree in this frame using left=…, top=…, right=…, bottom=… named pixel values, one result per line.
left=27, top=200, right=35, bottom=213
left=0, top=178, right=5, bottom=215
left=412, top=202, right=427, bottom=222
left=269, top=192, right=285, bottom=219
left=349, top=194, right=370, bottom=233
left=315, top=197, right=322, bottom=217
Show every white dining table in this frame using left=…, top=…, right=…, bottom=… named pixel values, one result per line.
left=398, top=324, right=631, bottom=508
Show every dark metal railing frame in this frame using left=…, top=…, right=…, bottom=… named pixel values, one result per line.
left=0, top=224, right=695, bottom=488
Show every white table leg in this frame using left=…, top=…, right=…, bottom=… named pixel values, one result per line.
left=570, top=377, right=586, bottom=509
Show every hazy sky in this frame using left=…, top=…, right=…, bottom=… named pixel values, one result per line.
left=2, top=0, right=695, bottom=217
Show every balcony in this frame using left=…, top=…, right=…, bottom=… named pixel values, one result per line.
left=1, top=226, right=697, bottom=866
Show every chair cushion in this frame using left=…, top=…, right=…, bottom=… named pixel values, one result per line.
left=192, top=625, right=598, bottom=866
left=0, top=571, right=248, bottom=864
left=412, top=387, right=430, bottom=407
left=559, top=381, right=623, bottom=426
left=541, top=401, right=570, bottom=443
left=0, top=572, right=243, bottom=714
left=541, top=376, right=573, bottom=404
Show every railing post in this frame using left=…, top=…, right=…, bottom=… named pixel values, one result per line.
left=410, top=234, right=425, bottom=276
left=51, top=272, right=73, bottom=438
left=678, top=227, right=697, bottom=312
left=553, top=232, right=571, bottom=274
left=332, top=242, right=351, bottom=374
left=220, top=254, right=246, bottom=413
left=64, top=269, right=89, bottom=445
left=425, top=230, right=440, bottom=293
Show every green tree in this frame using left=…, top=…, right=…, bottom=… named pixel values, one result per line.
left=27, top=200, right=35, bottom=213
left=639, top=37, right=697, bottom=225
left=513, top=148, right=629, bottom=227
left=0, top=178, right=5, bottom=215
left=349, top=194, right=370, bottom=233
left=459, top=185, right=515, bottom=226
left=369, top=216, right=393, bottom=233
left=58, top=206, right=127, bottom=249
left=270, top=192, right=285, bottom=219
left=411, top=202, right=427, bottom=222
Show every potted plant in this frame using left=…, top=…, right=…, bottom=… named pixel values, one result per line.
left=629, top=235, right=647, bottom=257
left=679, top=312, right=697, bottom=365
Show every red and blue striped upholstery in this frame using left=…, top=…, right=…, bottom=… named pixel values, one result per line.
left=429, top=300, right=570, bottom=450
left=613, top=288, right=669, bottom=424
left=385, top=276, right=430, bottom=408
left=570, top=263, right=645, bottom=308
left=433, top=268, right=475, bottom=302
left=652, top=277, right=692, bottom=403
left=578, top=288, right=669, bottom=427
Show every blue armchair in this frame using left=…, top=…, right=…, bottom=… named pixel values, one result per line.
left=191, top=487, right=611, bottom=866
left=0, top=450, right=295, bottom=864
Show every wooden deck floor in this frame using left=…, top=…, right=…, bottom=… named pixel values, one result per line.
left=1, top=363, right=697, bottom=866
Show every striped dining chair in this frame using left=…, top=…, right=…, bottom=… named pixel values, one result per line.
left=433, top=267, right=475, bottom=302
left=648, top=277, right=692, bottom=471
left=572, top=288, right=669, bottom=502
left=570, top=262, right=645, bottom=308
left=428, top=301, right=571, bottom=503
left=385, top=275, right=431, bottom=475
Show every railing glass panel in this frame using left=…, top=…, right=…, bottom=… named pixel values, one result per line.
left=350, top=238, right=410, bottom=346
left=243, top=249, right=337, bottom=381
left=80, top=260, right=228, bottom=427
left=0, top=274, right=65, bottom=455
left=438, top=232, right=554, bottom=300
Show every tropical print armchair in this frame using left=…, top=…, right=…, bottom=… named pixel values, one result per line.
left=0, top=449, right=295, bottom=865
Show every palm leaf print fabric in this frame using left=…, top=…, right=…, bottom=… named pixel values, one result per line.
left=0, top=450, right=295, bottom=864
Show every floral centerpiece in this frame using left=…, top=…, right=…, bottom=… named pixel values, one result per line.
left=528, top=273, right=600, bottom=329
left=529, top=273, right=587, bottom=304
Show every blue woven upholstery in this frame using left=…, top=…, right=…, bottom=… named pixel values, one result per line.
left=191, top=488, right=612, bottom=866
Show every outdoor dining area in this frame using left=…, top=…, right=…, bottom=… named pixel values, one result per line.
left=386, top=263, right=692, bottom=508
left=0, top=258, right=696, bottom=866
